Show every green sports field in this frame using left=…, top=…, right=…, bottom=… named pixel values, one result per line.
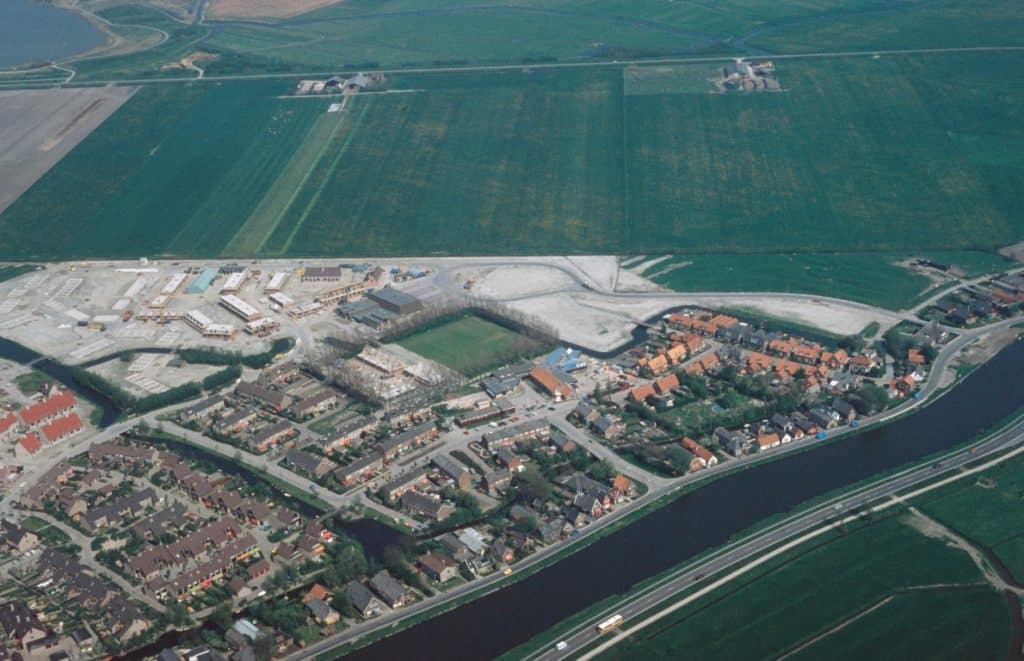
left=396, top=314, right=543, bottom=376
left=601, top=514, right=1010, bottom=660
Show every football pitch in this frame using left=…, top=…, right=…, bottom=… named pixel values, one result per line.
left=2, top=50, right=1022, bottom=265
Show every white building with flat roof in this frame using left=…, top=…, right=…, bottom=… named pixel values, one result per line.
left=221, top=271, right=248, bottom=293
left=266, top=272, right=290, bottom=292
left=219, top=294, right=261, bottom=322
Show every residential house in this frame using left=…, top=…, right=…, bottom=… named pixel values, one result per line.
left=592, top=414, right=623, bottom=440
left=417, top=553, right=458, bottom=582
left=680, top=437, right=718, bottom=467
left=482, top=419, right=549, bottom=450
left=13, top=433, right=42, bottom=460
left=306, top=598, right=340, bottom=625
left=611, top=475, right=636, bottom=499
left=628, top=383, right=656, bottom=404
left=302, top=583, right=331, bottom=605
left=18, top=390, right=75, bottom=428
left=400, top=491, right=454, bottom=521
left=380, top=470, right=429, bottom=501
left=0, top=522, right=38, bottom=554
left=284, top=448, right=336, bottom=479
left=251, top=421, right=295, bottom=452
left=653, top=373, right=679, bottom=396
left=334, top=453, right=384, bottom=486
left=234, top=382, right=291, bottom=413
left=368, top=571, right=405, bottom=608
left=832, top=398, right=857, bottom=423
left=378, top=421, right=438, bottom=460
left=482, top=469, right=511, bottom=495
left=757, top=432, right=781, bottom=450
left=573, top=401, right=600, bottom=424
left=495, top=448, right=524, bottom=473
left=320, top=415, right=378, bottom=452
left=0, top=601, right=50, bottom=651
left=714, top=427, right=748, bottom=457
left=345, top=582, right=383, bottom=618
left=433, top=454, right=472, bottom=489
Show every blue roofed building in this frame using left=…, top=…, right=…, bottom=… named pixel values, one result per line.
left=544, top=347, right=586, bottom=372
left=186, top=268, right=217, bottom=295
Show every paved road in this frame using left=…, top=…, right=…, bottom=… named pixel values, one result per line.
left=6, top=44, right=1024, bottom=90
left=543, top=413, right=1024, bottom=660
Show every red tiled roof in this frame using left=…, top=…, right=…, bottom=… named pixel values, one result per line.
left=0, top=413, right=16, bottom=435
left=41, top=412, right=82, bottom=443
left=653, top=373, right=679, bottom=395
left=17, top=433, right=42, bottom=455
left=529, top=367, right=573, bottom=399
left=629, top=384, right=657, bottom=402
left=681, top=437, right=715, bottom=462
left=19, top=390, right=75, bottom=427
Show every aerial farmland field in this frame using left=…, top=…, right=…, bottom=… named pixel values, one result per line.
left=602, top=514, right=1009, bottom=660
left=2, top=51, right=1023, bottom=265
left=0, top=80, right=323, bottom=259
left=262, top=68, right=627, bottom=257
left=624, top=53, right=1024, bottom=254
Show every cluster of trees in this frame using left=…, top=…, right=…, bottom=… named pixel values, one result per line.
left=71, top=366, right=202, bottom=414
left=619, top=443, right=693, bottom=477
left=201, top=365, right=242, bottom=391
left=883, top=328, right=938, bottom=364
left=178, top=337, right=295, bottom=369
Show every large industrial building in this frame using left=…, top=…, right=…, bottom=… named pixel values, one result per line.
left=366, top=288, right=423, bottom=315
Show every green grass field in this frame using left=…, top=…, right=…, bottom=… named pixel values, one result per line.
left=787, top=588, right=1009, bottom=661
left=602, top=514, right=1005, bottom=660
left=647, top=253, right=937, bottom=310
left=0, top=81, right=325, bottom=259
left=264, top=68, right=626, bottom=256
left=396, top=315, right=542, bottom=376
left=646, top=250, right=1015, bottom=310
left=916, top=450, right=1024, bottom=584
left=624, top=54, right=1024, bottom=254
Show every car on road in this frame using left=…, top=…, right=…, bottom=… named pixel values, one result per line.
left=555, top=641, right=568, bottom=651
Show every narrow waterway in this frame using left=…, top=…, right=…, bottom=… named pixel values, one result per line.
left=0, top=337, right=121, bottom=426
left=348, top=339, right=1024, bottom=660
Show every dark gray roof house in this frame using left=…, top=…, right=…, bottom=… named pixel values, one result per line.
left=345, top=582, right=383, bottom=618
left=368, top=570, right=405, bottom=608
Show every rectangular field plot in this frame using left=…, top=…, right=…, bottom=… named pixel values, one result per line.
left=266, top=68, right=627, bottom=256
left=624, top=53, right=1024, bottom=255
left=0, top=81, right=324, bottom=260
left=396, top=314, right=544, bottom=376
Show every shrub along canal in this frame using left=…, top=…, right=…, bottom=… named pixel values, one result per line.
left=346, top=338, right=1024, bottom=660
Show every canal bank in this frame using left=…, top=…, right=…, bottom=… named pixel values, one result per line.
left=338, top=338, right=1024, bottom=661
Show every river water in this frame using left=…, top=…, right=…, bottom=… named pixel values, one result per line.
left=348, top=338, right=1024, bottom=660
left=0, top=0, right=106, bottom=67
